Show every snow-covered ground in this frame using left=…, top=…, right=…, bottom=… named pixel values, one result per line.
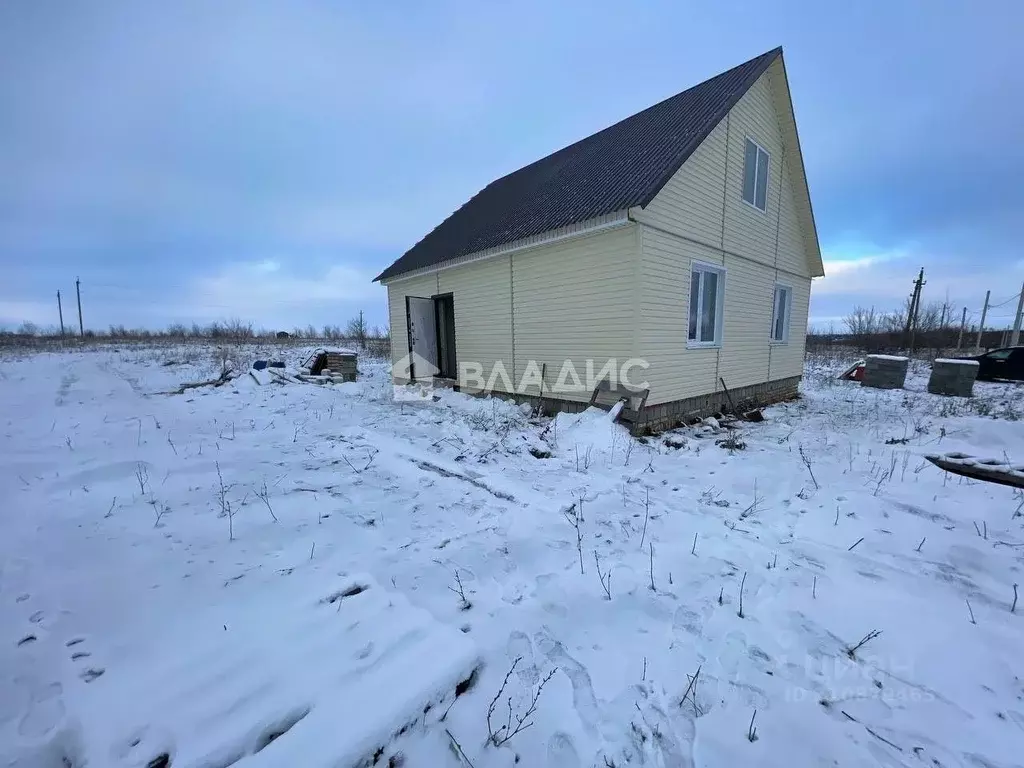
left=2, top=343, right=1024, bottom=767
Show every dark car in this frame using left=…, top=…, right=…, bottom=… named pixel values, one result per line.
left=958, top=346, right=1024, bottom=382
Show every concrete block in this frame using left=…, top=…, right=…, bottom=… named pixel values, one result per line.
left=862, top=354, right=909, bottom=390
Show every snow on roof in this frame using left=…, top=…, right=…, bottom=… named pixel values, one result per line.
left=935, top=358, right=980, bottom=366
left=866, top=354, right=909, bottom=362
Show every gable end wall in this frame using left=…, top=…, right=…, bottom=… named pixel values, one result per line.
left=635, top=61, right=814, bottom=406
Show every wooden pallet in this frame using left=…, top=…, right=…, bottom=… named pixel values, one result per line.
left=924, top=452, right=1024, bottom=489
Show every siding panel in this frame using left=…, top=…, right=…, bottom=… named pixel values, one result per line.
left=638, top=226, right=720, bottom=404
left=721, top=74, right=782, bottom=268
left=438, top=256, right=513, bottom=388
left=635, top=120, right=727, bottom=247
left=776, top=156, right=807, bottom=278
left=718, top=254, right=774, bottom=389
left=389, top=226, right=640, bottom=401
left=512, top=225, right=639, bottom=401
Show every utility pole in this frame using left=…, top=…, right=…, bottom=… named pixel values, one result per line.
left=906, top=268, right=925, bottom=354
left=957, top=307, right=967, bottom=350
left=976, top=290, right=990, bottom=350
left=75, top=277, right=84, bottom=336
left=1011, top=281, right=1024, bottom=347
left=57, top=291, right=65, bottom=338
left=902, top=290, right=915, bottom=347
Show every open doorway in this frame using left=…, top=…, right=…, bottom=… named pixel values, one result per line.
left=405, top=294, right=457, bottom=381
left=434, top=294, right=456, bottom=379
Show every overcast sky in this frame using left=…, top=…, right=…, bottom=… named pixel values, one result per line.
left=2, top=1, right=1022, bottom=333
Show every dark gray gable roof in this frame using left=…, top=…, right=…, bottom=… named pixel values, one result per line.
left=375, top=48, right=782, bottom=282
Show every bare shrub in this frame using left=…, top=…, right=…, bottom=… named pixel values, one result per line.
left=486, top=658, right=557, bottom=748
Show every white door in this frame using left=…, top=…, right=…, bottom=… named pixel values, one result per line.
left=406, top=296, right=438, bottom=381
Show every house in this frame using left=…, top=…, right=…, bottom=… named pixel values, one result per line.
left=374, top=47, right=824, bottom=432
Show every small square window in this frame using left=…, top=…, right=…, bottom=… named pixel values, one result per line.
left=771, top=284, right=792, bottom=342
left=688, top=264, right=725, bottom=346
left=742, top=138, right=770, bottom=212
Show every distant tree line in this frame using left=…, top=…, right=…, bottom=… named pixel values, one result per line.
left=1, top=315, right=390, bottom=349
left=808, top=297, right=1013, bottom=357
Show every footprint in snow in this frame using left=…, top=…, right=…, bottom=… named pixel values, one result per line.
left=506, top=631, right=539, bottom=686
left=748, top=645, right=772, bottom=667
left=712, top=630, right=752, bottom=679
left=725, top=679, right=769, bottom=710
left=535, top=629, right=599, bottom=735
left=18, top=681, right=65, bottom=738
left=546, top=732, right=581, bottom=768
left=79, top=667, right=105, bottom=683
left=355, top=642, right=373, bottom=661
left=64, top=636, right=105, bottom=682
left=672, top=605, right=703, bottom=639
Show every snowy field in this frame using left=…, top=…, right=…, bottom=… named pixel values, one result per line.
left=2, top=343, right=1024, bottom=767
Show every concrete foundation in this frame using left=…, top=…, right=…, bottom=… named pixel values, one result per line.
left=456, top=376, right=802, bottom=434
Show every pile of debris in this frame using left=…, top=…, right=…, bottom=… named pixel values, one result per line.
left=168, top=367, right=241, bottom=395
left=303, top=350, right=358, bottom=382
left=248, top=349, right=359, bottom=387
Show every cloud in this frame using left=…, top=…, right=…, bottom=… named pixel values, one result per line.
left=0, top=300, right=56, bottom=328
left=809, top=242, right=1017, bottom=332
left=191, top=260, right=380, bottom=312
left=177, top=260, right=385, bottom=331
left=814, top=248, right=910, bottom=297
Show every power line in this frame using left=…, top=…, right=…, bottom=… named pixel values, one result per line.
left=988, top=291, right=1022, bottom=309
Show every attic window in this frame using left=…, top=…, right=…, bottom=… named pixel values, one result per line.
left=742, top=138, right=770, bottom=212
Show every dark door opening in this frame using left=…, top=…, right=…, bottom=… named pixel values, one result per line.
left=405, top=294, right=457, bottom=381
left=434, top=294, right=456, bottom=379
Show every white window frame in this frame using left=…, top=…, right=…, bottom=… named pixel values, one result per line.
left=742, top=137, right=771, bottom=213
left=771, top=282, right=792, bottom=343
left=687, top=261, right=726, bottom=348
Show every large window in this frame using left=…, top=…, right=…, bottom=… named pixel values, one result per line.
left=742, top=137, right=770, bottom=212
left=771, top=283, right=792, bottom=342
left=688, top=264, right=725, bottom=346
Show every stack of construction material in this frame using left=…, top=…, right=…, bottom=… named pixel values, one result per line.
left=861, top=354, right=909, bottom=390
left=310, top=351, right=358, bottom=382
left=928, top=359, right=979, bottom=397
